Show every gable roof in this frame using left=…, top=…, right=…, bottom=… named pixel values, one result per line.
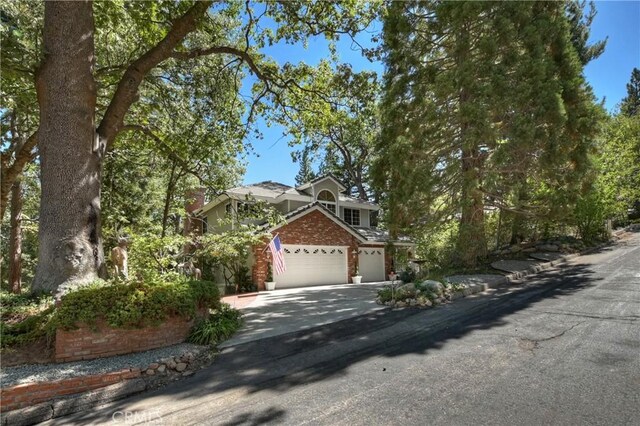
left=199, top=177, right=378, bottom=214
left=295, top=173, right=347, bottom=192
left=353, top=226, right=414, bottom=245
left=264, top=201, right=368, bottom=243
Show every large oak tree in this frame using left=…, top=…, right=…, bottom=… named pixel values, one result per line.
left=25, top=0, right=376, bottom=293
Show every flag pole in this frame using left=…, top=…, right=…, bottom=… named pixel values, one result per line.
left=262, top=233, right=280, bottom=253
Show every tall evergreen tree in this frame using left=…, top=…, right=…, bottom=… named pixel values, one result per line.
left=621, top=68, right=640, bottom=117
left=375, top=1, right=601, bottom=267
left=294, top=145, right=317, bottom=186
left=565, top=0, right=607, bottom=66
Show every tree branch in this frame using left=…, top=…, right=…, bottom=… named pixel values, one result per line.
left=120, top=124, right=208, bottom=187
left=98, top=1, right=213, bottom=151
left=1, top=130, right=38, bottom=219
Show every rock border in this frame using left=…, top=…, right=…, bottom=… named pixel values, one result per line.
left=376, top=231, right=627, bottom=310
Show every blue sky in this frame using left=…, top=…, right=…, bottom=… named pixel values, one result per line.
left=242, top=1, right=640, bottom=186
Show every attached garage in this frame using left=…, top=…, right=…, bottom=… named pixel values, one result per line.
left=358, top=248, right=385, bottom=282
left=275, top=244, right=349, bottom=288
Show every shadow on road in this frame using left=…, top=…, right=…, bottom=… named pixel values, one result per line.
left=58, top=241, right=633, bottom=425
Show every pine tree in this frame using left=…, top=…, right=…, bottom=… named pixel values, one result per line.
left=375, top=1, right=601, bottom=267
left=294, top=146, right=317, bottom=186
left=621, top=68, right=640, bottom=117
left=565, top=0, right=607, bottom=66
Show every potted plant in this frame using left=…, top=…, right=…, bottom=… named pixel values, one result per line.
left=351, top=258, right=362, bottom=285
left=265, top=262, right=276, bottom=291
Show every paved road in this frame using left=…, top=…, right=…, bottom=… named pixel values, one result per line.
left=49, top=233, right=640, bottom=425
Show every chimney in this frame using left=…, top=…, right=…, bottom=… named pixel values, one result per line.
left=184, top=187, right=206, bottom=237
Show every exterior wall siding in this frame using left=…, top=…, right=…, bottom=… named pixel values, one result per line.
left=206, top=201, right=232, bottom=232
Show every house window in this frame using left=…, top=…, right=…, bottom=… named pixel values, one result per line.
left=344, top=208, right=360, bottom=226
left=202, top=216, right=208, bottom=234
left=225, top=203, right=232, bottom=215
left=370, top=210, right=378, bottom=228
left=317, top=190, right=336, bottom=214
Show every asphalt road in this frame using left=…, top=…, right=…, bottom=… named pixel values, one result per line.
left=49, top=232, right=640, bottom=425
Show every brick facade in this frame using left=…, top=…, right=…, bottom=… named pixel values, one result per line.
left=253, top=209, right=390, bottom=289
left=54, top=309, right=206, bottom=363
left=0, top=368, right=141, bottom=412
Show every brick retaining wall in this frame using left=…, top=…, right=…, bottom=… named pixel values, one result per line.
left=55, top=309, right=207, bottom=363
left=0, top=368, right=141, bottom=412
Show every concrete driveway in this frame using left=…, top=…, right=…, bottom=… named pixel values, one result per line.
left=219, top=282, right=389, bottom=347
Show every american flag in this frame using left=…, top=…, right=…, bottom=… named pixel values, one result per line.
left=268, top=235, right=287, bottom=275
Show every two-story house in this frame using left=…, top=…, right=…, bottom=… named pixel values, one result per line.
left=197, top=174, right=413, bottom=290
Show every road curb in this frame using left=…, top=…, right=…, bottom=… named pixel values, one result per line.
left=447, top=233, right=625, bottom=298
left=500, top=239, right=615, bottom=284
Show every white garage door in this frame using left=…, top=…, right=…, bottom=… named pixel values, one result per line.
left=275, top=245, right=348, bottom=288
left=358, top=248, right=385, bottom=282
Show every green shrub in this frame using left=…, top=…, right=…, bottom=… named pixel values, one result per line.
left=55, top=277, right=220, bottom=330
left=0, top=291, right=54, bottom=320
left=415, top=221, right=459, bottom=271
left=399, top=268, right=416, bottom=284
left=573, top=191, right=609, bottom=244
left=377, top=286, right=393, bottom=303
left=0, top=307, right=56, bottom=348
left=188, top=303, right=243, bottom=345
left=0, top=291, right=56, bottom=349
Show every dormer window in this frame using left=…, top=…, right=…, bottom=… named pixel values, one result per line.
left=317, top=190, right=336, bottom=214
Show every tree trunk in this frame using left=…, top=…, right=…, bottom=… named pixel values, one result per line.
left=161, top=162, right=177, bottom=238
left=510, top=180, right=529, bottom=244
left=455, top=24, right=486, bottom=268
left=1, top=131, right=38, bottom=219
left=8, top=178, right=24, bottom=294
left=32, top=1, right=103, bottom=294
left=457, top=146, right=487, bottom=267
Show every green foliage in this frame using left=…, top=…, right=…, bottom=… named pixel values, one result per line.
left=54, top=278, right=220, bottom=331
left=0, top=290, right=55, bottom=348
left=377, top=286, right=393, bottom=302
left=286, top=61, right=380, bottom=199
left=572, top=190, right=608, bottom=244
left=377, top=281, right=441, bottom=303
left=196, top=203, right=283, bottom=293
left=375, top=1, right=602, bottom=267
left=594, top=114, right=640, bottom=222
left=0, top=307, right=55, bottom=348
left=0, top=291, right=53, bottom=320
left=415, top=221, right=459, bottom=271
left=620, top=68, right=640, bottom=117
left=124, top=233, right=188, bottom=280
left=233, top=265, right=256, bottom=294
left=1, top=277, right=220, bottom=348
left=266, top=262, right=273, bottom=282
left=443, top=282, right=467, bottom=293
left=399, top=268, right=416, bottom=284
left=188, top=303, right=243, bottom=346
left=565, top=0, right=607, bottom=66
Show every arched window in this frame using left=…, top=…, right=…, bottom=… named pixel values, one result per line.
left=317, top=190, right=336, bottom=214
